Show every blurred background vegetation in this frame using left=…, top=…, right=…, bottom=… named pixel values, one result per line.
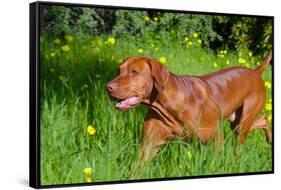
left=40, top=5, right=272, bottom=56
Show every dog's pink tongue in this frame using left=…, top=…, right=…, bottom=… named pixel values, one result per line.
left=116, top=96, right=140, bottom=109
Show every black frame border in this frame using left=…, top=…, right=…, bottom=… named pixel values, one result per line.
left=29, top=1, right=274, bottom=189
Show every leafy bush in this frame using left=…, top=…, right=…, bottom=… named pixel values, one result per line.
left=40, top=5, right=272, bottom=55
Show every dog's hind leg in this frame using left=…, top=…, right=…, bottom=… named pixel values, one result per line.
left=249, top=115, right=272, bottom=144
left=234, top=94, right=266, bottom=144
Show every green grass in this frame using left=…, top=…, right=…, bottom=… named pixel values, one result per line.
left=40, top=35, right=272, bottom=185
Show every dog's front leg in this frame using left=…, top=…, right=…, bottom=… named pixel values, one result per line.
left=140, top=117, right=174, bottom=162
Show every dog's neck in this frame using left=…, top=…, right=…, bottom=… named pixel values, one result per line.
left=142, top=76, right=184, bottom=136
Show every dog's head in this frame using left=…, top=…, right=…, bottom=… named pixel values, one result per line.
left=106, top=57, right=169, bottom=111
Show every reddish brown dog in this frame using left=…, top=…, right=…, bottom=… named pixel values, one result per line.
left=107, top=55, right=272, bottom=161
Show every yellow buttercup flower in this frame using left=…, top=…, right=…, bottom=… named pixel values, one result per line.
left=85, top=176, right=93, bottom=183
left=54, top=38, right=61, bottom=44
left=184, top=37, right=189, bottom=41
left=213, top=63, right=218, bottom=68
left=50, top=52, right=56, bottom=57
left=223, top=50, right=227, bottom=54
left=64, top=35, right=74, bottom=43
left=264, top=81, right=272, bottom=88
left=238, top=58, right=246, bottom=64
left=187, top=151, right=192, bottom=159
left=269, top=98, right=272, bottom=103
left=154, top=47, right=159, bottom=52
left=245, top=63, right=250, bottom=68
left=197, top=39, right=202, bottom=44
left=268, top=114, right=272, bottom=121
left=193, top=32, right=198, bottom=38
left=159, top=57, right=166, bottom=64
left=61, top=45, right=70, bottom=52
left=248, top=51, right=253, bottom=57
left=265, top=103, right=272, bottom=111
left=154, top=17, right=158, bottom=21
left=218, top=54, right=225, bottom=58
left=144, top=16, right=150, bottom=21
left=188, top=41, right=193, bottom=46
left=87, top=125, right=96, bottom=135
left=106, top=37, right=116, bottom=45
left=138, top=48, right=144, bottom=53
left=83, top=167, right=93, bottom=176
left=226, top=60, right=230, bottom=65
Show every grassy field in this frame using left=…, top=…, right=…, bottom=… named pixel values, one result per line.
left=40, top=34, right=272, bottom=185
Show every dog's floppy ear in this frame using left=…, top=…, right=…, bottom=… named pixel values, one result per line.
left=146, top=58, right=170, bottom=92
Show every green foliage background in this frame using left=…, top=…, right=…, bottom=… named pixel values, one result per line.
left=39, top=4, right=273, bottom=186
left=40, top=5, right=272, bottom=55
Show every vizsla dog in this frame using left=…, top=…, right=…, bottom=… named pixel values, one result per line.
left=107, top=55, right=272, bottom=161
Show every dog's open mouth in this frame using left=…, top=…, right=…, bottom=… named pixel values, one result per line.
left=115, top=96, right=140, bottom=110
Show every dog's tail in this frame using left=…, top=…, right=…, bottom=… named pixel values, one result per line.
left=255, top=53, right=272, bottom=74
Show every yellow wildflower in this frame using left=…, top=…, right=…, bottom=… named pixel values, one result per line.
left=87, top=125, right=96, bottom=135
left=159, top=57, right=166, bottom=64
left=188, top=41, right=193, bottom=46
left=213, top=63, right=218, bottom=68
left=154, top=17, right=158, bottom=21
left=226, top=60, right=230, bottom=65
left=138, top=48, right=144, bottom=53
left=265, top=103, right=272, bottom=111
left=269, top=98, right=272, bottom=103
left=238, top=58, right=246, bottom=64
left=187, top=151, right=192, bottom=159
left=64, top=35, right=74, bottom=43
left=86, top=176, right=93, bottom=183
left=54, top=38, right=61, bottom=44
left=248, top=51, right=253, bottom=57
left=264, top=81, right=272, bottom=88
left=197, top=39, right=202, bottom=44
left=178, top=164, right=183, bottom=169
left=144, top=16, right=150, bottom=21
left=245, top=63, right=250, bottom=68
left=223, top=50, right=227, bottom=54
left=154, top=47, right=159, bottom=52
left=268, top=114, right=272, bottom=121
left=193, top=32, right=198, bottom=38
left=267, top=114, right=272, bottom=121
left=50, top=52, right=56, bottom=57
left=106, top=37, right=116, bottom=45
left=61, top=45, right=70, bottom=52
left=184, top=37, right=189, bottom=41
left=83, top=167, right=93, bottom=176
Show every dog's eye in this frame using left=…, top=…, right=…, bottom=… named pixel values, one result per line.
left=131, top=70, right=138, bottom=76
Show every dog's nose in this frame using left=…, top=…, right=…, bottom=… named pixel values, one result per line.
left=107, top=83, right=116, bottom=92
